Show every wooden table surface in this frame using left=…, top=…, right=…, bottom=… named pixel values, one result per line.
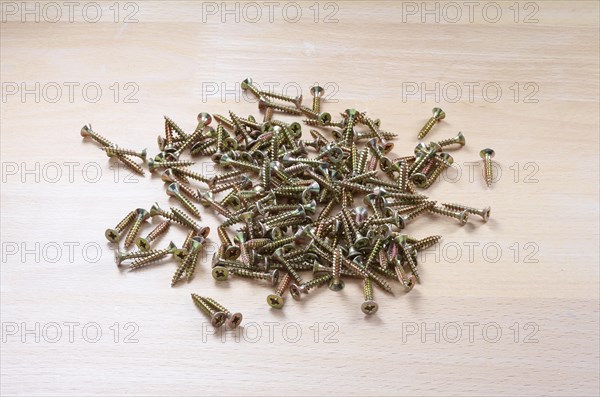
left=1, top=1, right=599, bottom=396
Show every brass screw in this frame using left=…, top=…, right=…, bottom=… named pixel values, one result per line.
left=328, top=247, right=344, bottom=291
left=361, top=278, right=378, bottom=315
left=136, top=220, right=171, bottom=251
left=267, top=273, right=293, bottom=309
left=442, top=203, right=491, bottom=222
left=191, top=293, right=227, bottom=328
left=418, top=107, right=445, bottom=140
left=105, top=210, right=136, bottom=243
left=428, top=205, right=469, bottom=225
left=479, top=148, right=496, bottom=187
left=101, top=146, right=147, bottom=160
left=124, top=208, right=150, bottom=249
left=80, top=124, right=114, bottom=147
left=310, top=85, right=325, bottom=113
left=436, top=131, right=465, bottom=149
left=172, top=236, right=204, bottom=286
left=258, top=97, right=303, bottom=116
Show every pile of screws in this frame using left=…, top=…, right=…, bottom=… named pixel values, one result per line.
left=82, top=78, right=494, bottom=325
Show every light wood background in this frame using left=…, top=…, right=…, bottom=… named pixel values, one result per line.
left=1, top=1, right=599, bottom=396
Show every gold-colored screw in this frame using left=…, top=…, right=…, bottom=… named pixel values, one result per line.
left=124, top=208, right=150, bottom=249
left=101, top=146, right=147, bottom=160
left=128, top=242, right=183, bottom=271
left=443, top=203, right=491, bottom=222
left=479, top=148, right=496, bottom=187
left=105, top=210, right=136, bottom=243
left=418, top=107, right=445, bottom=140
left=361, top=278, right=378, bottom=315
left=328, top=247, right=344, bottom=291
left=267, top=273, right=293, bottom=309
left=310, top=85, right=325, bottom=113
left=80, top=124, right=114, bottom=147
left=135, top=220, right=171, bottom=251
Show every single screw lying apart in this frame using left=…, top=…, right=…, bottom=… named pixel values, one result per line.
left=479, top=148, right=496, bottom=187
left=443, top=203, right=491, bottom=222
left=418, top=107, right=445, bottom=140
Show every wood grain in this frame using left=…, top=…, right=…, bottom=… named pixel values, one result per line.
left=1, top=1, right=598, bottom=395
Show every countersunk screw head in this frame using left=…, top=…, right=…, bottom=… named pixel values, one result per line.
left=481, top=206, right=492, bottom=222
left=135, top=208, right=150, bottom=220
left=212, top=266, right=229, bottom=281
left=411, top=173, right=428, bottom=188
left=310, top=85, right=325, bottom=98
left=458, top=210, right=470, bottom=225
left=361, top=300, right=379, bottom=315
left=479, top=148, right=495, bottom=159
left=455, top=131, right=466, bottom=146
left=432, top=107, right=446, bottom=121
left=149, top=202, right=162, bottom=217
left=211, top=312, right=228, bottom=328
left=136, top=237, right=151, bottom=251
left=318, top=112, right=332, bottom=124
left=345, top=108, right=358, bottom=118
left=197, top=112, right=212, bottom=126
left=80, top=124, right=93, bottom=137
left=224, top=245, right=241, bottom=260
left=114, top=249, right=126, bottom=265
left=161, top=169, right=177, bottom=183
left=105, top=228, right=121, bottom=243
left=241, top=78, right=254, bottom=90
left=289, top=283, right=305, bottom=300
left=227, top=312, right=243, bottom=329
left=328, top=279, right=345, bottom=291
left=267, top=294, right=284, bottom=309
left=166, top=183, right=181, bottom=197
left=438, top=153, right=454, bottom=165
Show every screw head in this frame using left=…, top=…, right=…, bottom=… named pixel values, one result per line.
left=481, top=206, right=491, bottom=222
left=166, top=183, right=181, bottom=197
left=318, top=112, right=332, bottom=124
left=114, top=249, right=126, bottom=265
left=105, top=228, right=120, bottom=243
left=197, top=112, right=212, bottom=126
left=403, top=275, right=417, bottom=292
left=479, top=148, right=495, bottom=159
left=267, top=294, right=284, bottom=309
left=328, top=279, right=345, bottom=291
left=241, top=78, right=254, bottom=90
left=211, top=312, right=227, bottom=328
left=149, top=202, right=162, bottom=217
left=135, top=208, right=150, bottom=221
left=411, top=173, right=428, bottom=188
left=136, top=237, right=151, bottom=251
left=289, top=284, right=304, bottom=300
left=361, top=300, right=379, bottom=315
left=345, top=108, right=358, bottom=118
left=80, top=124, right=94, bottom=137
left=212, top=266, right=229, bottom=281
left=432, top=107, right=446, bottom=120
left=226, top=312, right=243, bottom=329
left=310, top=85, right=325, bottom=97
left=455, top=131, right=466, bottom=146
left=458, top=210, right=469, bottom=225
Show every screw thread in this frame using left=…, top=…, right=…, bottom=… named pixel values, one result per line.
left=363, top=278, right=374, bottom=301
left=124, top=219, right=144, bottom=249
left=87, top=130, right=115, bottom=147
left=342, top=116, right=356, bottom=146
left=276, top=273, right=293, bottom=296
left=116, top=155, right=145, bottom=176
left=184, top=251, right=200, bottom=281
left=170, top=207, right=202, bottom=231
left=171, top=167, right=209, bottom=184
left=403, top=201, right=436, bottom=222
left=267, top=216, right=309, bottom=229
left=423, top=162, right=449, bottom=188
left=201, top=297, right=230, bottom=314
left=231, top=268, right=271, bottom=281
left=428, top=206, right=467, bottom=222
left=312, top=95, right=320, bottom=113
left=418, top=117, right=437, bottom=140
left=303, top=273, right=333, bottom=291
left=484, top=156, right=493, bottom=187
left=113, top=211, right=136, bottom=233
left=191, top=294, right=217, bottom=316
left=164, top=116, right=189, bottom=139
left=261, top=236, right=295, bottom=253
left=129, top=248, right=170, bottom=270
left=412, top=235, right=442, bottom=252
left=173, top=193, right=201, bottom=218
left=332, top=247, right=342, bottom=281
left=182, top=230, right=196, bottom=251
left=145, top=220, right=171, bottom=243
left=399, top=244, right=419, bottom=281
